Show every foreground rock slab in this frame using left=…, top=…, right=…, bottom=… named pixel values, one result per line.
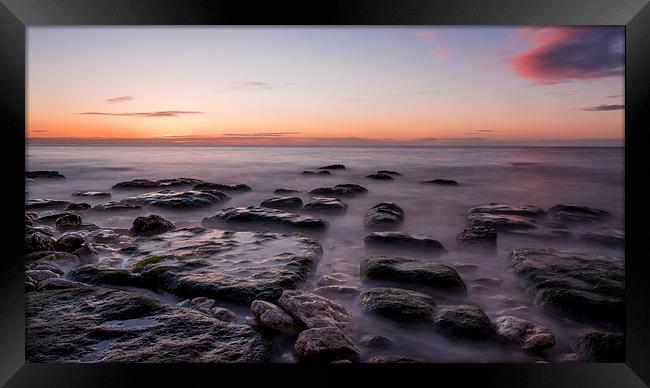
left=360, top=287, right=435, bottom=322
left=433, top=304, right=496, bottom=340
left=250, top=300, right=299, bottom=333
left=202, top=206, right=328, bottom=230
left=278, top=290, right=352, bottom=332
left=364, top=232, right=445, bottom=252
left=548, top=204, right=609, bottom=223
left=574, top=331, right=624, bottom=362
left=123, top=189, right=229, bottom=209
left=508, top=248, right=623, bottom=324
left=129, top=214, right=176, bottom=236
left=26, top=287, right=269, bottom=362
left=495, top=315, right=555, bottom=351
left=295, top=327, right=359, bottom=362
left=260, top=196, right=303, bottom=210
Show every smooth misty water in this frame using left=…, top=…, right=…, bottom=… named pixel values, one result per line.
left=26, top=145, right=624, bottom=362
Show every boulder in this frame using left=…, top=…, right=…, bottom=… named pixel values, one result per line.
left=302, top=170, right=331, bottom=175
left=26, top=198, right=70, bottom=210
left=37, top=277, right=88, bottom=291
left=72, top=191, right=111, bottom=198
left=274, top=188, right=300, bottom=195
left=364, top=203, right=404, bottom=230
left=313, top=285, right=360, bottom=299
left=129, top=214, right=176, bottom=236
left=468, top=203, right=546, bottom=217
left=359, top=335, right=393, bottom=349
left=303, top=197, right=348, bottom=213
left=377, top=170, right=401, bottom=176
left=202, top=206, right=328, bottom=230
left=309, top=184, right=367, bottom=197
left=212, top=307, right=237, bottom=322
left=25, top=230, right=57, bottom=253
left=364, top=232, right=445, bottom=252
left=318, top=164, right=346, bottom=170
left=467, top=213, right=536, bottom=231
left=250, top=300, right=299, bottom=333
left=580, top=229, right=624, bottom=246
left=508, top=248, right=623, bottom=324
left=457, top=225, right=497, bottom=249
left=548, top=204, right=609, bottom=223
left=260, top=196, right=304, bottom=210
left=294, top=326, right=359, bottom=362
left=25, top=170, right=65, bottom=179
left=64, top=203, right=91, bottom=211
left=56, top=232, right=85, bottom=253
left=122, top=189, right=229, bottom=209
left=316, top=273, right=353, bottom=287
left=193, top=182, right=252, bottom=192
left=360, top=287, right=435, bottom=322
left=278, top=290, right=352, bottom=332
left=55, top=213, right=82, bottom=229
left=574, top=331, right=624, bottom=362
left=495, top=315, right=555, bottom=351
left=423, top=179, right=458, bottom=185
left=366, top=173, right=393, bottom=180
left=360, top=256, right=466, bottom=294
left=25, top=212, right=38, bottom=225
left=113, top=178, right=204, bottom=189
left=91, top=202, right=143, bottom=212
left=433, top=305, right=496, bottom=339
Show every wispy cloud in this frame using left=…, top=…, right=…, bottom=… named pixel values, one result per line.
left=31, top=129, right=48, bottom=133
left=464, top=129, right=495, bottom=135
left=222, top=132, right=301, bottom=137
left=581, top=104, right=624, bottom=111
left=106, top=95, right=133, bottom=103
left=415, top=30, right=453, bottom=60
left=392, top=89, right=439, bottom=96
left=78, top=111, right=203, bottom=118
left=215, top=81, right=287, bottom=92
left=508, top=27, right=624, bottom=85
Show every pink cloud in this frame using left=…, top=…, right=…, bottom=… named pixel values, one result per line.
left=415, top=31, right=437, bottom=41
left=415, top=30, right=453, bottom=60
left=431, top=46, right=453, bottom=60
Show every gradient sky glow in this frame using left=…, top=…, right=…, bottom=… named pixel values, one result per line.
left=27, top=27, right=625, bottom=146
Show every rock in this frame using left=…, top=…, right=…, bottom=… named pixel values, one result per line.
left=26, top=198, right=70, bottom=210
left=250, top=300, right=299, bottom=333
left=377, top=170, right=400, bottom=176
left=360, top=287, right=435, bottom=322
left=64, top=203, right=91, bottom=211
left=508, top=248, right=623, bottom=324
left=364, top=203, right=404, bottom=230
left=302, top=170, right=331, bottom=175
left=319, top=164, right=346, bottom=170
left=25, top=276, right=38, bottom=292
left=25, top=287, right=270, bottom=362
left=193, top=182, right=252, bottom=192
left=72, top=191, right=111, bottom=198
left=473, top=277, right=502, bottom=288
left=495, top=315, right=555, bottom=351
left=580, top=229, right=624, bottom=246
left=467, top=213, right=537, bottom=231
left=423, top=179, right=458, bottom=185
left=113, top=178, right=204, bottom=189
left=25, top=212, right=38, bottom=225
left=360, top=257, right=466, bottom=294
left=274, top=188, right=300, bottom=195
left=366, top=173, right=393, bottom=180
left=177, top=299, right=191, bottom=308
left=278, top=290, right=352, bottom=332
left=457, top=225, right=497, bottom=249
left=364, top=232, right=445, bottom=252
left=433, top=305, right=496, bottom=339
left=25, top=269, right=60, bottom=282
left=203, top=206, right=328, bottom=230
left=260, top=196, right=303, bottom=210
left=294, top=327, right=359, bottom=362
left=308, top=184, right=367, bottom=197
left=303, top=197, right=348, bottom=213
left=36, top=277, right=88, bottom=290
left=56, top=232, right=85, bottom=253
left=36, top=211, right=76, bottom=224
left=25, top=230, right=57, bottom=253
left=191, top=297, right=216, bottom=310
left=26, top=251, right=80, bottom=272
left=367, top=355, right=422, bottom=363
left=316, top=273, right=352, bottom=287
left=26, top=170, right=65, bottom=179
left=129, top=214, right=176, bottom=236
left=313, top=285, right=360, bottom=299
left=548, top=204, right=609, bottom=223
left=85, top=229, right=124, bottom=244
left=469, top=203, right=546, bottom=217
left=55, top=213, right=82, bottom=229
left=574, top=331, right=624, bottom=362
left=212, top=307, right=237, bottom=322
left=91, top=202, right=143, bottom=212
left=359, top=335, right=393, bottom=349
left=71, top=229, right=322, bottom=305
left=122, top=189, right=229, bottom=209
left=72, top=243, right=98, bottom=260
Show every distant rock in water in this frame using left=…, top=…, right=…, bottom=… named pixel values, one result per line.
left=64, top=203, right=91, bottom=211
left=274, top=188, right=300, bottom=195
left=122, top=189, right=229, bottom=209
left=360, top=287, right=435, bottom=322
left=364, top=231, right=445, bottom=252
left=467, top=213, right=537, bottom=231
left=26, top=198, right=70, bottom=210
left=360, top=256, right=466, bottom=294
left=580, top=229, right=624, bottom=246
left=423, top=179, right=458, bottom=185
left=25, top=170, right=65, bottom=179
left=302, top=197, right=348, bottom=213
left=364, top=202, right=404, bottom=230
left=468, top=203, right=546, bottom=217
left=366, top=173, right=393, bottom=180
left=91, top=201, right=142, bottom=212
left=130, top=214, right=176, bottom=236
left=309, top=183, right=367, bottom=197
left=202, top=206, right=328, bottom=230
left=377, top=170, right=401, bottom=176
left=25, top=287, right=270, bottom=362
left=193, top=182, right=252, bottom=192
left=548, top=204, right=609, bottom=223
left=302, top=170, right=331, bottom=175
left=433, top=304, right=496, bottom=340
left=260, top=196, right=303, bottom=210
left=72, top=191, right=111, bottom=198
left=508, top=248, right=623, bottom=325
left=318, top=164, right=346, bottom=170
left=54, top=213, right=82, bottom=229
left=457, top=225, right=497, bottom=249
left=113, top=177, right=204, bottom=189
left=574, top=331, right=624, bottom=362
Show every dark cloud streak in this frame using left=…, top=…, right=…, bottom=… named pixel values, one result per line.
left=79, top=111, right=203, bottom=118
left=581, top=104, right=625, bottom=111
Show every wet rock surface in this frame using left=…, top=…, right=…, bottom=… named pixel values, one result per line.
left=73, top=191, right=112, bottom=198
left=123, top=189, right=229, bottom=209
left=278, top=290, right=352, bottom=332
left=508, top=248, right=624, bottom=324
left=360, top=256, right=466, bottom=294
left=433, top=304, right=496, bottom=339
left=364, top=232, right=445, bottom=252
left=367, top=355, right=422, bottom=363
left=250, top=300, right=299, bottom=333
left=260, top=196, right=304, bottom=210
left=193, top=182, right=252, bottom=192
left=495, top=315, right=555, bottom=351
left=467, top=212, right=536, bottom=231
left=113, top=178, right=204, bottom=189
left=309, top=184, right=367, bottom=197
left=574, top=331, right=624, bottom=362
left=319, top=164, right=345, bottom=170
left=25, top=230, right=57, bottom=253
left=360, top=287, right=436, bottom=322
left=303, top=197, right=348, bottom=213
left=377, top=170, right=401, bottom=176
left=366, top=173, right=393, bottom=180
left=469, top=203, right=547, bottom=217
left=294, top=326, right=359, bottom=362
left=26, top=287, right=270, bottom=362
left=364, top=203, right=404, bottom=230
left=580, top=229, right=624, bottom=246
left=423, top=179, right=458, bottom=185
left=457, top=225, right=497, bottom=249
left=26, top=198, right=71, bottom=210
left=56, top=232, right=85, bottom=253
left=202, top=206, right=328, bottom=230
left=55, top=213, right=82, bottom=229
left=359, top=335, right=393, bottom=349
left=274, top=188, right=300, bottom=195
left=65, top=203, right=91, bottom=211
left=548, top=204, right=609, bottom=223
left=26, top=170, right=65, bottom=179
left=91, top=202, right=143, bottom=212
left=129, top=214, right=176, bottom=236
left=302, top=170, right=331, bottom=175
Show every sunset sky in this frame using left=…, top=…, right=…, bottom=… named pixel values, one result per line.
left=27, top=27, right=624, bottom=146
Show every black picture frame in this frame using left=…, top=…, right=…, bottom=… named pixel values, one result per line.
left=1, top=0, right=649, bottom=386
